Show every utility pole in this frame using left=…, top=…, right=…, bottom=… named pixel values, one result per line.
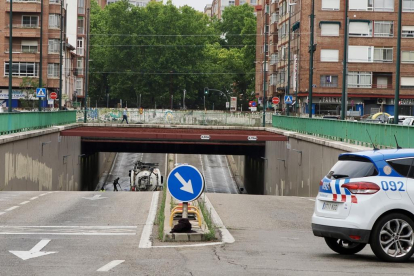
left=341, top=0, right=349, bottom=120
left=183, top=89, right=186, bottom=110
left=59, top=0, right=63, bottom=110
left=308, top=0, right=315, bottom=118
left=39, top=0, right=43, bottom=111
left=262, top=3, right=268, bottom=127
left=287, top=1, right=296, bottom=116
left=394, top=0, right=403, bottom=124
left=8, top=0, right=12, bottom=112
left=83, top=8, right=90, bottom=123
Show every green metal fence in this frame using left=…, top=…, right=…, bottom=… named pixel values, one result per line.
left=0, top=111, right=76, bottom=136
left=272, top=115, right=414, bottom=149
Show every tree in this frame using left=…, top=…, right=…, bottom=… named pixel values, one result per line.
left=19, top=77, right=41, bottom=109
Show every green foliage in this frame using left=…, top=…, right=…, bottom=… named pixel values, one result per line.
left=89, top=1, right=256, bottom=110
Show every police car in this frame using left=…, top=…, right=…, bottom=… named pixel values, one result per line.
left=312, top=149, right=414, bottom=262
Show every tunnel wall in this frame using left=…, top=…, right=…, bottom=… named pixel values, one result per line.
left=0, top=126, right=113, bottom=191
left=264, top=129, right=371, bottom=197
left=0, top=130, right=82, bottom=191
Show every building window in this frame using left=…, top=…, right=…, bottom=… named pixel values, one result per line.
left=402, top=51, right=414, bottom=63
left=271, top=13, right=279, bottom=24
left=21, top=40, right=38, bottom=53
left=49, top=14, right=61, bottom=29
left=281, top=22, right=286, bottom=38
left=270, top=53, right=278, bottom=65
left=76, top=78, right=83, bottom=94
left=77, top=58, right=84, bottom=75
left=77, top=38, right=84, bottom=56
left=322, top=0, right=340, bottom=10
left=348, top=72, right=372, bottom=88
left=270, top=74, right=277, bottom=86
left=264, top=25, right=269, bottom=34
left=374, top=0, right=394, bottom=11
left=320, top=22, right=340, bottom=36
left=47, top=64, right=59, bottom=78
left=250, top=0, right=257, bottom=4
left=78, top=0, right=85, bottom=14
left=320, top=49, right=339, bottom=62
left=229, top=0, right=235, bottom=6
left=4, top=62, right=39, bottom=77
left=78, top=17, right=84, bottom=34
left=401, top=77, right=414, bottom=89
left=373, top=47, right=393, bottom=62
left=22, top=15, right=39, bottom=28
left=50, top=0, right=61, bottom=3
left=349, top=21, right=372, bottom=36
left=349, top=46, right=373, bottom=62
left=48, top=39, right=60, bottom=53
left=403, top=0, right=414, bottom=11
left=374, top=21, right=394, bottom=37
left=402, top=26, right=414, bottom=37
left=320, top=75, right=339, bottom=87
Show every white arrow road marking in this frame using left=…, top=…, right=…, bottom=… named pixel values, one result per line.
left=10, top=239, right=57, bottom=260
left=174, top=172, right=194, bottom=194
left=97, top=260, right=125, bottom=272
left=82, top=195, right=107, bottom=201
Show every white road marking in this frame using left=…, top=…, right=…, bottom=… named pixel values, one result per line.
left=5, top=206, right=19, bottom=211
left=20, top=201, right=30, bottom=205
left=9, top=239, right=57, bottom=260
left=309, top=199, right=316, bottom=202
left=203, top=195, right=235, bottom=244
left=39, top=193, right=48, bottom=197
left=97, top=260, right=125, bottom=272
left=82, top=195, right=107, bottom=200
left=0, top=226, right=137, bottom=236
left=30, top=197, right=39, bottom=200
left=0, top=212, right=5, bottom=216
left=139, top=192, right=160, bottom=248
left=152, top=242, right=224, bottom=248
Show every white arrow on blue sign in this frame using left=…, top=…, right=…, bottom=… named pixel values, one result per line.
left=284, top=95, right=293, bottom=104
left=167, top=165, right=205, bottom=202
left=36, top=88, right=46, bottom=98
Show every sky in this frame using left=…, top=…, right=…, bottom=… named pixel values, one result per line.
left=171, top=0, right=211, bottom=11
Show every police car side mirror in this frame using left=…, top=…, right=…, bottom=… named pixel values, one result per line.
left=161, top=176, right=164, bottom=184
left=128, top=170, right=131, bottom=177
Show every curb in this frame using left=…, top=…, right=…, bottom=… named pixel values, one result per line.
left=226, top=155, right=245, bottom=193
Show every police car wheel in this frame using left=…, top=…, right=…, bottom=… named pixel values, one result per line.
left=324, top=238, right=366, bottom=255
left=370, top=213, right=414, bottom=262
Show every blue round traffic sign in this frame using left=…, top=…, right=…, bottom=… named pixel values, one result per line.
left=251, top=101, right=257, bottom=107
left=167, top=165, right=205, bottom=202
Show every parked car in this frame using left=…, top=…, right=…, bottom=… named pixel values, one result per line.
left=402, top=117, right=414, bottom=126
left=387, top=116, right=414, bottom=125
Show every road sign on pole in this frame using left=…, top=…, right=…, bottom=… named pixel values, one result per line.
left=167, top=165, right=205, bottom=203
left=50, top=92, right=57, bottom=100
left=284, top=95, right=293, bottom=104
left=272, top=97, right=280, bottom=104
left=36, top=88, right=46, bottom=98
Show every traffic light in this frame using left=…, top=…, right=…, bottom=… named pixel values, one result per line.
left=204, top=87, right=209, bottom=95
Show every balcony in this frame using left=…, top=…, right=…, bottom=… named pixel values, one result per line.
left=373, top=73, right=392, bottom=90
left=5, top=25, right=40, bottom=38
left=6, top=1, right=41, bottom=12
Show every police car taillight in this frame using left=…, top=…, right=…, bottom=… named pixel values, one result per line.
left=341, top=182, right=380, bottom=194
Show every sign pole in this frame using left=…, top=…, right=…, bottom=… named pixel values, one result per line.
left=182, top=202, right=188, bottom=219
left=8, top=0, right=12, bottom=113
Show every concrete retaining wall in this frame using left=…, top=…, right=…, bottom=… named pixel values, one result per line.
left=0, top=125, right=113, bottom=191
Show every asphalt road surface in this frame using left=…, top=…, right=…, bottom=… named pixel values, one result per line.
left=103, top=153, right=238, bottom=194
left=1, top=192, right=413, bottom=275
left=175, top=154, right=239, bottom=194
left=103, top=153, right=167, bottom=192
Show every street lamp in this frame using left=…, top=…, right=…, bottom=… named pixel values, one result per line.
left=183, top=89, right=186, bottom=110
left=286, top=0, right=297, bottom=117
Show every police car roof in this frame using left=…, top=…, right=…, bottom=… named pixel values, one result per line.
left=340, top=149, right=414, bottom=161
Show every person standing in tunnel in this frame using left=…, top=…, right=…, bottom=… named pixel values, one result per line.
left=113, top=177, right=121, bottom=191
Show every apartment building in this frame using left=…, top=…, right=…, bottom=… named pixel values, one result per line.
left=204, top=4, right=213, bottom=16
left=211, top=0, right=258, bottom=19
left=271, top=0, right=414, bottom=116
left=255, top=0, right=279, bottom=107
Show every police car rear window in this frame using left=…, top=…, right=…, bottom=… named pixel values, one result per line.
left=327, top=156, right=378, bottom=179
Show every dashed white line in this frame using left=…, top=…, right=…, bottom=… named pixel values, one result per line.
left=39, top=193, right=48, bottom=197
left=20, top=201, right=30, bottom=205
left=309, top=199, right=316, bottom=202
left=5, top=206, right=19, bottom=211
left=0, top=212, right=5, bottom=216
left=30, top=197, right=39, bottom=200
left=97, top=260, right=125, bottom=272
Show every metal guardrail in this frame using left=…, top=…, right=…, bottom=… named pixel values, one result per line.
left=77, top=109, right=273, bottom=127
left=0, top=111, right=76, bottom=136
left=272, top=115, right=414, bottom=149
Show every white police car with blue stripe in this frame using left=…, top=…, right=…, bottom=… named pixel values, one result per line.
left=312, top=149, right=414, bottom=262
